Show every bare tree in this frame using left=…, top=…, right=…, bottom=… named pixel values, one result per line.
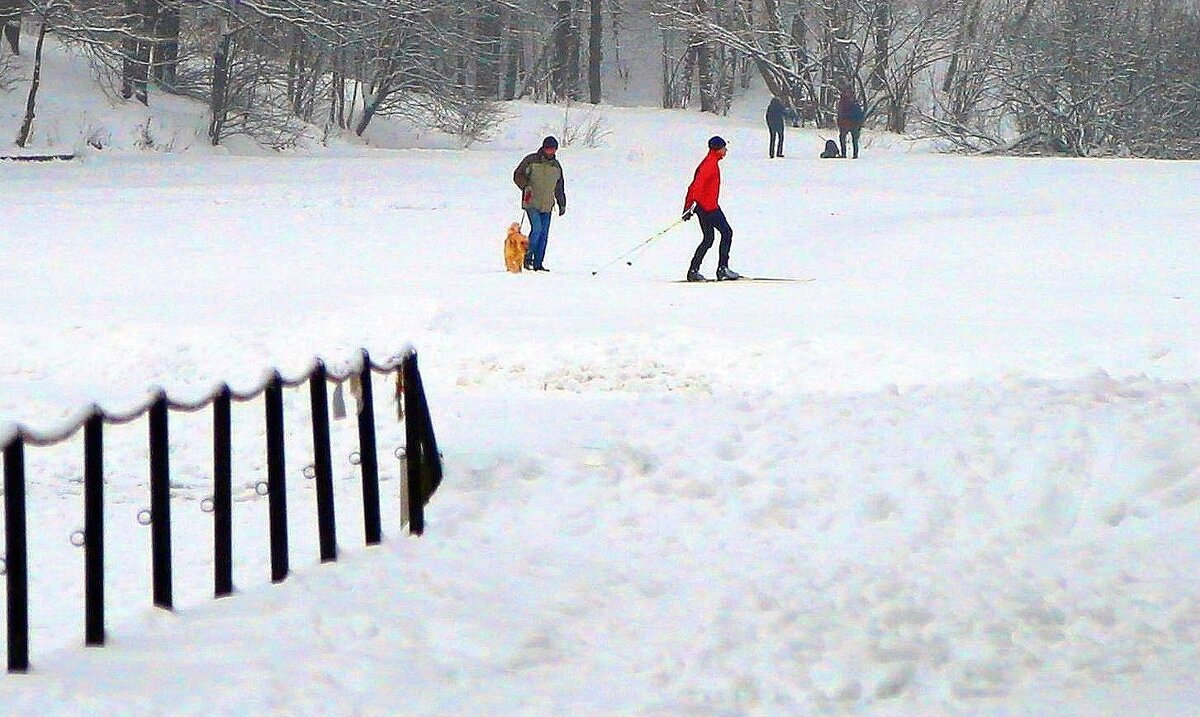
left=587, top=0, right=602, bottom=103
left=16, top=23, right=49, bottom=147
left=477, top=0, right=503, bottom=99
left=919, top=0, right=1200, bottom=157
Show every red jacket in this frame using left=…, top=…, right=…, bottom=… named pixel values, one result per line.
left=684, top=149, right=723, bottom=212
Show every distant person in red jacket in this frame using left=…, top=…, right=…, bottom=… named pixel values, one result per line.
left=836, top=87, right=865, bottom=159
left=682, top=136, right=740, bottom=281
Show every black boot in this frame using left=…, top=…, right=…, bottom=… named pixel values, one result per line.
left=716, top=266, right=742, bottom=281
left=686, top=269, right=707, bottom=282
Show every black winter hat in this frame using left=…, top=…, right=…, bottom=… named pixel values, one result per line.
left=708, top=135, right=727, bottom=150
left=542, top=135, right=559, bottom=149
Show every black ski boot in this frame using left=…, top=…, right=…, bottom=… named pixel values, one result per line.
left=686, top=269, right=707, bottom=282
left=716, top=266, right=742, bottom=281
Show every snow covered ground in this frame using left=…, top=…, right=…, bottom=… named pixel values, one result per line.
left=2, top=46, right=1200, bottom=716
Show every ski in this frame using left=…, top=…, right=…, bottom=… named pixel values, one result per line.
left=671, top=276, right=814, bottom=283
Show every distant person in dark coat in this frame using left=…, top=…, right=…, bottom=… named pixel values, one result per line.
left=765, top=96, right=787, bottom=159
left=836, top=87, right=865, bottom=159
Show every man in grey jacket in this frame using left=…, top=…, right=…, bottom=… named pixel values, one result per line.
left=512, top=136, right=567, bottom=271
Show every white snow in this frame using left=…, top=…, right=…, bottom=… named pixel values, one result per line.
left=1, top=42, right=1200, bottom=716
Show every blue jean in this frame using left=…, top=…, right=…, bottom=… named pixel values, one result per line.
left=525, top=209, right=552, bottom=268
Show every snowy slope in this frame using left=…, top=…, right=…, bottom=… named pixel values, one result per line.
left=2, top=41, right=1200, bottom=717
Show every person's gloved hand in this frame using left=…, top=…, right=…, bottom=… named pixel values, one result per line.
left=558, top=205, right=566, bottom=217
left=682, top=207, right=694, bottom=221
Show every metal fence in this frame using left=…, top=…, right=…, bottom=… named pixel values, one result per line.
left=1, top=347, right=443, bottom=673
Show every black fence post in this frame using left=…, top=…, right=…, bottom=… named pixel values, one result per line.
left=403, top=356, right=425, bottom=536
left=84, top=414, right=105, bottom=646
left=310, top=363, right=337, bottom=562
left=403, top=352, right=443, bottom=537
left=357, top=351, right=382, bottom=546
left=4, top=436, right=29, bottom=673
left=213, top=387, right=233, bottom=597
left=149, top=394, right=173, bottom=610
left=265, top=372, right=289, bottom=583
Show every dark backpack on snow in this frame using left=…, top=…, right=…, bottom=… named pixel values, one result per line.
left=820, top=139, right=841, bottom=158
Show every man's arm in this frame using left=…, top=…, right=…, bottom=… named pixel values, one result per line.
left=555, top=170, right=566, bottom=213
left=513, top=154, right=534, bottom=189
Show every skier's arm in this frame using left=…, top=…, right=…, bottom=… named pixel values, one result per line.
left=555, top=170, right=566, bottom=214
left=683, top=161, right=712, bottom=212
left=512, top=155, right=533, bottom=189
left=683, top=172, right=699, bottom=211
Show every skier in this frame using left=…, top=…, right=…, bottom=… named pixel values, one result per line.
left=682, top=136, right=740, bottom=282
left=836, top=87, right=865, bottom=160
left=765, top=96, right=787, bottom=159
left=512, top=135, right=567, bottom=271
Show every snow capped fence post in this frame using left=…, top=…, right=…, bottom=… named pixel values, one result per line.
left=213, top=387, right=233, bottom=597
left=4, top=435, right=29, bottom=672
left=84, top=414, right=105, bottom=646
left=403, top=352, right=443, bottom=537
left=309, top=363, right=337, bottom=563
left=149, top=394, right=173, bottom=610
left=356, top=351, right=382, bottom=546
left=265, top=373, right=289, bottom=583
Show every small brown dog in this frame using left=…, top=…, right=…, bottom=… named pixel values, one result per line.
left=504, top=222, right=529, bottom=273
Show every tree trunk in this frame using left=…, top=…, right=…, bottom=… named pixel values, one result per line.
left=477, top=1, right=502, bottom=99
left=151, top=0, right=180, bottom=89
left=693, top=0, right=716, bottom=113
left=791, top=13, right=817, bottom=123
left=942, top=0, right=983, bottom=94
left=552, top=0, right=571, bottom=99
left=121, top=0, right=153, bottom=105
left=820, top=0, right=843, bottom=127
left=587, top=0, right=602, bottom=103
left=871, top=0, right=890, bottom=90
left=287, top=28, right=302, bottom=112
left=566, top=1, right=582, bottom=100
left=330, top=72, right=344, bottom=129
left=15, top=23, right=47, bottom=147
left=356, top=90, right=385, bottom=137
left=209, top=28, right=232, bottom=145
left=0, top=0, right=19, bottom=55
left=504, top=31, right=521, bottom=100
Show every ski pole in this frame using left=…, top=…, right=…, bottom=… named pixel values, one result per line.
left=590, top=218, right=686, bottom=276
